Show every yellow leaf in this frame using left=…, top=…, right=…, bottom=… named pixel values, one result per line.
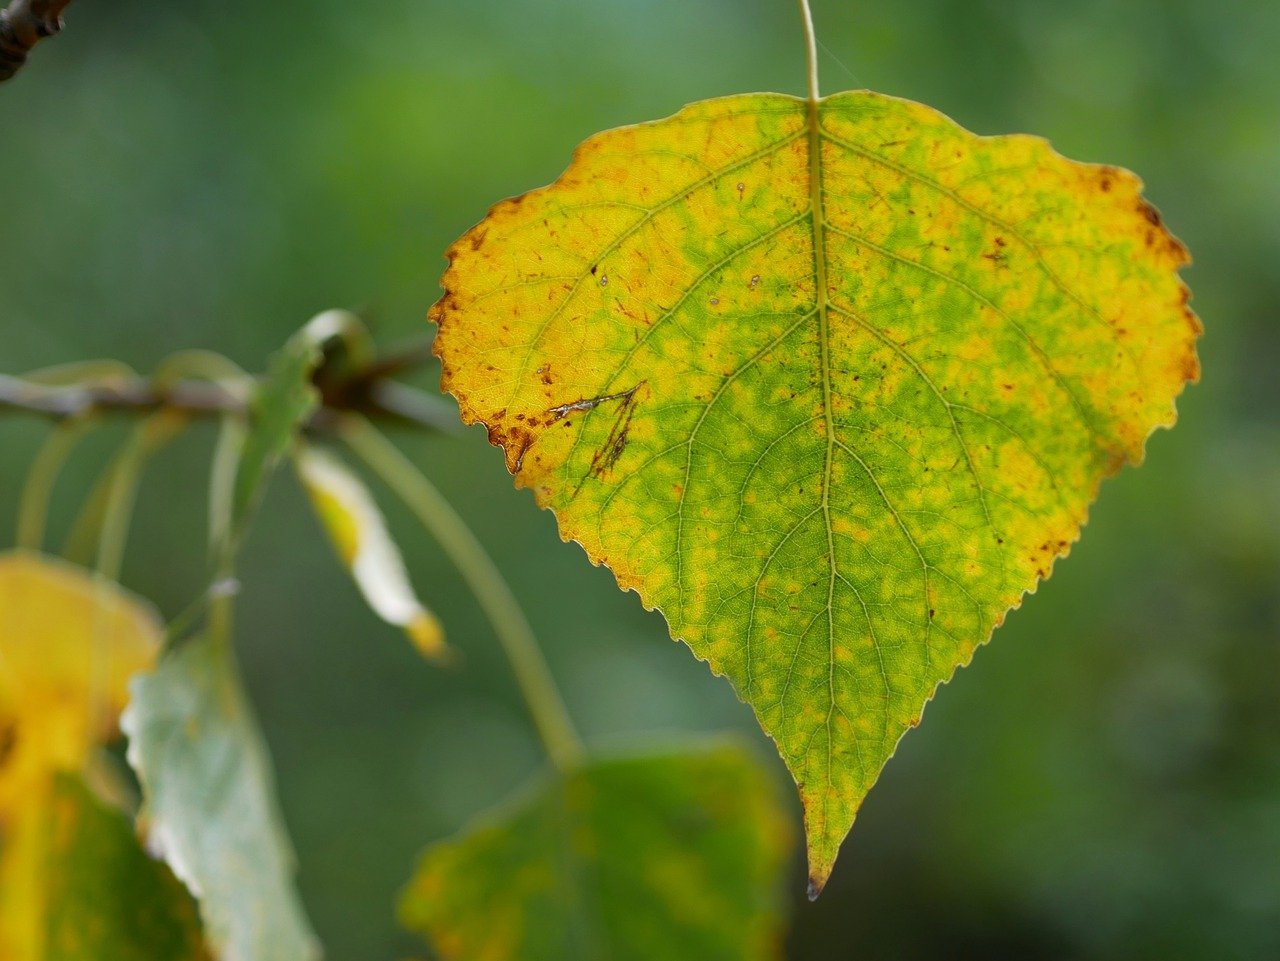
left=0, top=551, right=162, bottom=805
left=430, top=91, right=1200, bottom=891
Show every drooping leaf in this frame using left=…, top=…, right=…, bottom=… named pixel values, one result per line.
left=0, top=773, right=207, bottom=961
left=295, top=445, right=448, bottom=660
left=430, top=91, right=1201, bottom=890
left=399, top=741, right=792, bottom=961
left=231, top=310, right=389, bottom=540
left=231, top=324, right=325, bottom=535
left=122, top=634, right=320, bottom=961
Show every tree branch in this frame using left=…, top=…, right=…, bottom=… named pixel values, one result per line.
left=1, top=0, right=74, bottom=83
left=0, top=340, right=459, bottom=434
left=0, top=373, right=238, bottom=419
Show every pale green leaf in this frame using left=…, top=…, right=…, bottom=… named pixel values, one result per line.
left=122, top=635, right=319, bottom=961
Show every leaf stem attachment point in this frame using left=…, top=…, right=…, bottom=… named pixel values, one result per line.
left=796, top=0, right=821, bottom=102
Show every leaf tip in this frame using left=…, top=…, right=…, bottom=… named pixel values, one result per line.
left=406, top=613, right=453, bottom=665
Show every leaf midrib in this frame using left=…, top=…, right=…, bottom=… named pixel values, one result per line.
left=804, top=93, right=842, bottom=843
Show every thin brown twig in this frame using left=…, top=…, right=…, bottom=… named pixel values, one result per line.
left=0, top=343, right=458, bottom=434
left=0, top=373, right=238, bottom=419
left=1, top=0, right=74, bottom=82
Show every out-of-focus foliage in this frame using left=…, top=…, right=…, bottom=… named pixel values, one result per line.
left=231, top=325, right=323, bottom=538
left=0, top=1, right=1275, bottom=959
left=123, top=634, right=320, bottom=961
left=0, top=553, right=203, bottom=958
left=0, top=552, right=159, bottom=787
left=16, top=774, right=207, bottom=961
left=400, top=742, right=792, bottom=961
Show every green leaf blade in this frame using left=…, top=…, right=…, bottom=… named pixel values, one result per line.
left=399, top=742, right=793, bottom=961
left=41, top=775, right=208, bottom=961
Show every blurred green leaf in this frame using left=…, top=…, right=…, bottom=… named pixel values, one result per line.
left=38, top=774, right=207, bottom=961
left=17, top=360, right=138, bottom=389
left=122, top=635, right=319, bottom=961
left=399, top=741, right=793, bottom=961
left=61, top=416, right=187, bottom=567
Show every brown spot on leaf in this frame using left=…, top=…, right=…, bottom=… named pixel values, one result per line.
left=1180, top=350, right=1200, bottom=382
left=0, top=721, right=16, bottom=767
left=498, top=425, right=536, bottom=474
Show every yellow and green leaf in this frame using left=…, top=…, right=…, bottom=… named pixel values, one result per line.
left=430, top=90, right=1200, bottom=891
left=399, top=741, right=792, bottom=961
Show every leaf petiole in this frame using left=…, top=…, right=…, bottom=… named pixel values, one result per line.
left=339, top=415, right=585, bottom=772
left=796, top=0, right=821, bottom=102
left=15, top=413, right=97, bottom=551
left=93, top=413, right=188, bottom=583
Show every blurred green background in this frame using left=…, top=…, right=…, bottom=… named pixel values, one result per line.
left=2, top=0, right=1277, bottom=958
